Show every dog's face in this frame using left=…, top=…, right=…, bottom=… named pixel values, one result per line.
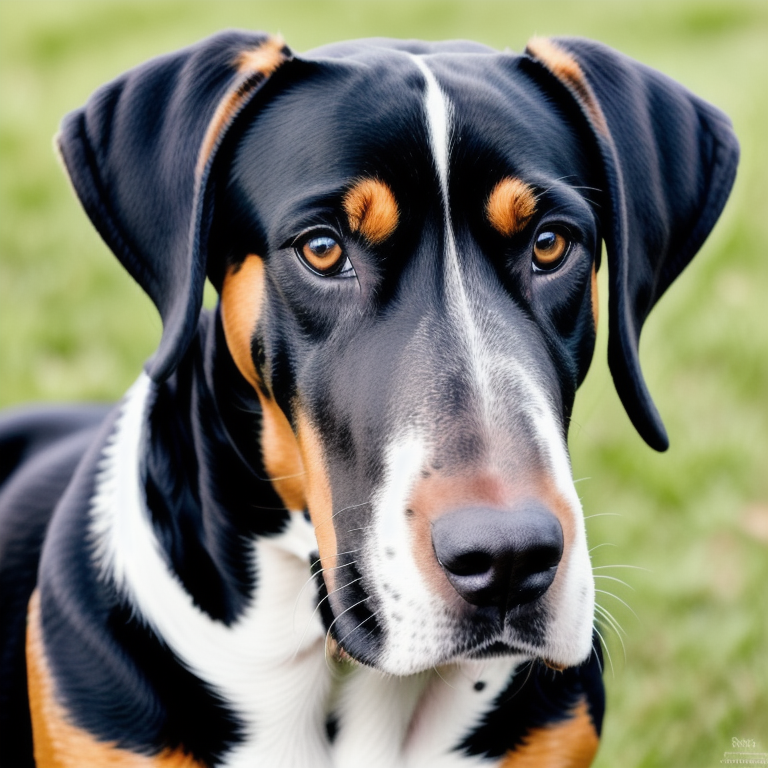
left=217, top=50, right=601, bottom=673
left=57, top=33, right=738, bottom=677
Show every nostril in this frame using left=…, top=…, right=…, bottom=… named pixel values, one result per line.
left=439, top=551, right=493, bottom=577
left=431, top=503, right=564, bottom=609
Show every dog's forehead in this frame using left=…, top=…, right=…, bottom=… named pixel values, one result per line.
left=230, top=43, right=587, bottom=213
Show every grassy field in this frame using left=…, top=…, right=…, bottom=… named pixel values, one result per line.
left=1, top=1, right=766, bottom=765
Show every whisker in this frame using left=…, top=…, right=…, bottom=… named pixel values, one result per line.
left=312, top=500, right=372, bottom=531
left=595, top=589, right=639, bottom=620
left=323, top=596, right=373, bottom=672
left=592, top=564, right=651, bottom=573
left=592, top=626, right=613, bottom=678
left=431, top=665, right=459, bottom=691
left=594, top=605, right=627, bottom=663
left=583, top=512, right=623, bottom=521
left=266, top=470, right=306, bottom=481
left=307, top=547, right=361, bottom=572
left=569, top=184, right=602, bottom=192
left=539, top=202, right=572, bottom=218
left=321, top=635, right=351, bottom=680
left=336, top=613, right=378, bottom=650
left=291, top=575, right=364, bottom=661
left=589, top=542, right=618, bottom=554
left=324, top=594, right=370, bottom=640
left=231, top=402, right=261, bottom=416
left=593, top=574, right=635, bottom=591
left=291, top=559, right=358, bottom=631
left=594, top=603, right=626, bottom=638
left=496, top=658, right=537, bottom=705
left=591, top=635, right=604, bottom=676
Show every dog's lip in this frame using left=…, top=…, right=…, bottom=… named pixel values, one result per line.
left=462, top=633, right=541, bottom=661
left=325, top=636, right=357, bottom=665
left=541, top=658, right=568, bottom=671
left=456, top=642, right=573, bottom=672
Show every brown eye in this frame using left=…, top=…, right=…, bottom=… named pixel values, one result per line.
left=533, top=229, right=570, bottom=271
left=299, top=235, right=345, bottom=275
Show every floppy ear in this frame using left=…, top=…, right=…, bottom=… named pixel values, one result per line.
left=524, top=37, right=739, bottom=451
left=56, top=31, right=291, bottom=382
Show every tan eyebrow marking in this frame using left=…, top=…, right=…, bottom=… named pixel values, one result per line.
left=486, top=177, right=537, bottom=237
left=525, top=36, right=609, bottom=136
left=343, top=178, right=400, bottom=244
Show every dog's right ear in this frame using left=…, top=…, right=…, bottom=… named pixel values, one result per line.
left=56, top=31, right=291, bottom=382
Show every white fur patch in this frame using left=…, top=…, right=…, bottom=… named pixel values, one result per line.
left=369, top=432, right=456, bottom=673
left=333, top=657, right=523, bottom=768
left=89, top=373, right=333, bottom=768
left=410, top=55, right=497, bottom=429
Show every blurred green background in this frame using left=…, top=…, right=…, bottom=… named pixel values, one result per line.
left=1, top=1, right=766, bottom=765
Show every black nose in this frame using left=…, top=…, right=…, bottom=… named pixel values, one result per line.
left=431, top=503, right=564, bottom=608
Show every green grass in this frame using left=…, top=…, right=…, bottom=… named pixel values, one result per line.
left=1, top=1, right=766, bottom=765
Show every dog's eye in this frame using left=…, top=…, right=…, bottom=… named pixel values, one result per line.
left=532, top=229, right=570, bottom=271
left=296, top=234, right=350, bottom=277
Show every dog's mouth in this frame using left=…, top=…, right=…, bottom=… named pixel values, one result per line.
left=311, top=558, right=566, bottom=674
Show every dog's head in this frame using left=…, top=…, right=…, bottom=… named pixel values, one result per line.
left=58, top=32, right=738, bottom=674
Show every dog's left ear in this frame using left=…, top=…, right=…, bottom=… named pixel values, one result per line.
left=57, top=31, right=292, bottom=382
left=525, top=37, right=739, bottom=451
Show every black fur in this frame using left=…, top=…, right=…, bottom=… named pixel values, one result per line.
left=0, top=31, right=737, bottom=766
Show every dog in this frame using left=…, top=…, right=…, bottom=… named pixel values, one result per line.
left=0, top=31, right=738, bottom=767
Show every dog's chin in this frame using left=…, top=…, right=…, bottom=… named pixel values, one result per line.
left=464, top=638, right=591, bottom=672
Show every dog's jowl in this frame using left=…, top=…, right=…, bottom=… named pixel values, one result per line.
left=0, top=32, right=738, bottom=768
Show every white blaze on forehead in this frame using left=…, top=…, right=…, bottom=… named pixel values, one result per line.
left=410, top=55, right=504, bottom=435
left=411, top=56, right=452, bottom=198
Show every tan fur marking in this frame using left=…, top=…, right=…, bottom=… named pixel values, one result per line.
left=526, top=37, right=609, bottom=136
left=590, top=264, right=599, bottom=328
left=220, top=255, right=263, bottom=389
left=196, top=35, right=289, bottom=178
left=221, top=256, right=306, bottom=511
left=486, top=178, right=537, bottom=237
left=499, top=698, right=599, bottom=767
left=26, top=591, right=203, bottom=767
left=235, top=35, right=287, bottom=78
left=296, top=410, right=338, bottom=585
left=343, top=178, right=399, bottom=244
left=258, top=400, right=307, bottom=512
